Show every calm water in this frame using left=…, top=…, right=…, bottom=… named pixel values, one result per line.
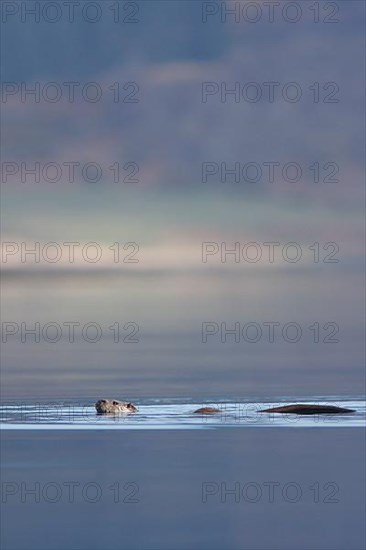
left=2, top=398, right=365, bottom=549
left=1, top=428, right=365, bottom=550
left=2, top=1, right=365, bottom=547
left=2, top=192, right=365, bottom=549
left=2, top=268, right=365, bottom=401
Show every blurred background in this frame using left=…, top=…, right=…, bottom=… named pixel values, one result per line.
left=1, top=0, right=365, bottom=401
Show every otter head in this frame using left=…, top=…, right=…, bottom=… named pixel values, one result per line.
left=95, top=399, right=137, bottom=414
left=95, top=399, right=108, bottom=413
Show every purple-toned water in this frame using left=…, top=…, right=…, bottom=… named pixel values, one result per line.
left=1, top=425, right=365, bottom=550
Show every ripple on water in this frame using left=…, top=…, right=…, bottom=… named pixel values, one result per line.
left=0, top=399, right=365, bottom=430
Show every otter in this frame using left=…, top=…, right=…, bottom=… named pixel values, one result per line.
left=193, top=407, right=222, bottom=415
left=259, top=404, right=355, bottom=415
left=95, top=399, right=138, bottom=414
left=95, top=400, right=355, bottom=416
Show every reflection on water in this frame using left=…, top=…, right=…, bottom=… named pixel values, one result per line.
left=2, top=272, right=365, bottom=400
left=2, top=190, right=365, bottom=400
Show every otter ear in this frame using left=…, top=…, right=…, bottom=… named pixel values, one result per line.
left=112, top=401, right=119, bottom=405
